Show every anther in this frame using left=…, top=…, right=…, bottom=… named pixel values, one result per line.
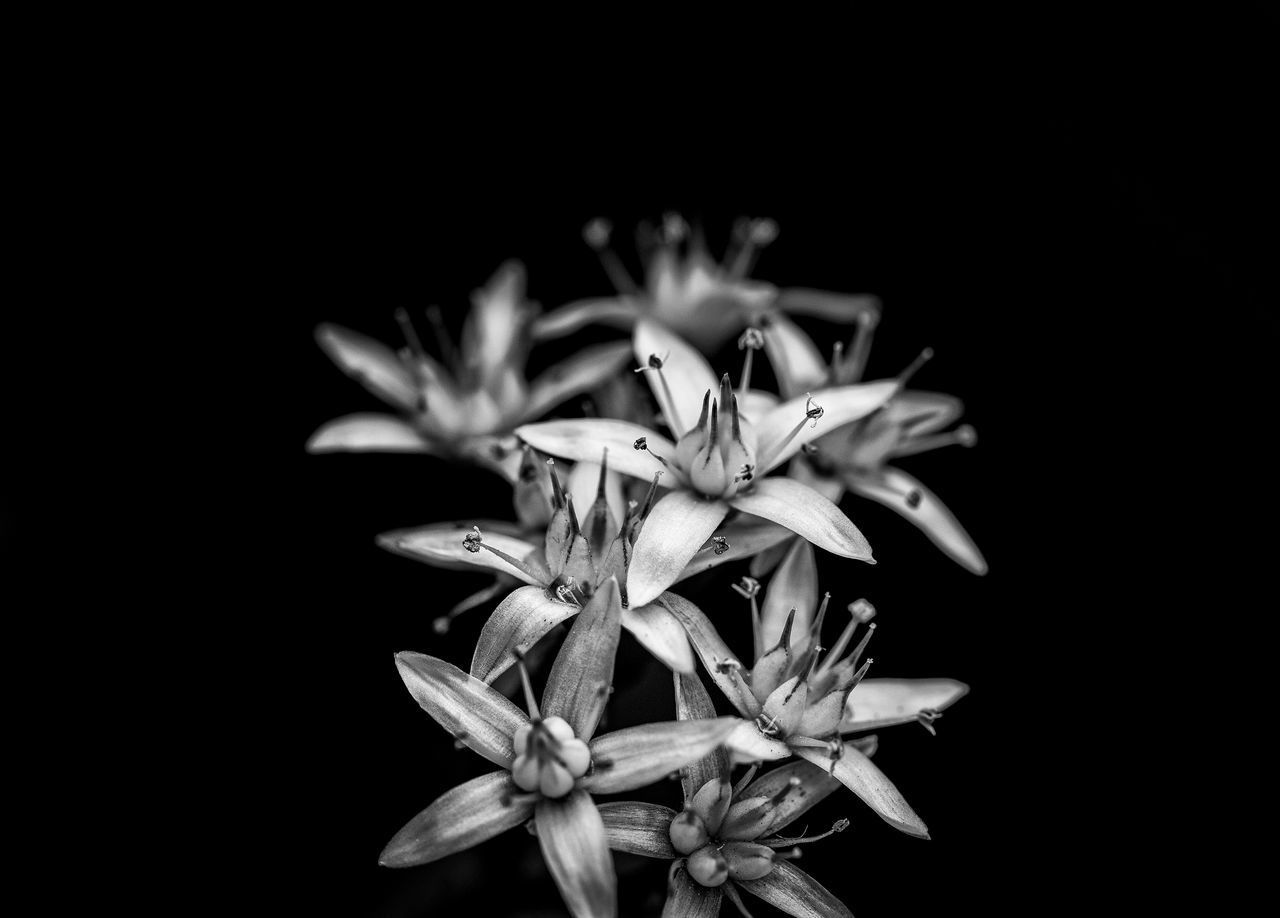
left=916, top=708, right=942, bottom=736
left=805, top=393, right=825, bottom=428
left=661, top=212, right=688, bottom=244
left=734, top=463, right=754, bottom=483
left=433, top=616, right=451, bottom=634
left=732, top=577, right=761, bottom=600
left=711, top=536, right=730, bottom=555
left=462, top=526, right=482, bottom=553
left=715, top=658, right=743, bottom=675
left=896, top=347, right=934, bottom=387
left=634, top=437, right=647, bottom=450
left=848, top=599, right=876, bottom=623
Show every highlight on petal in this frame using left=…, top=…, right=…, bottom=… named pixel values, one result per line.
left=657, top=592, right=761, bottom=718
left=394, top=652, right=530, bottom=768
left=675, top=670, right=730, bottom=799
left=541, top=578, right=622, bottom=742
left=532, top=296, right=642, bottom=340
left=597, top=802, right=678, bottom=858
left=729, top=478, right=873, bottom=562
left=536, top=790, right=617, bottom=918
left=627, top=491, right=730, bottom=608
left=739, top=759, right=842, bottom=838
left=470, top=586, right=580, bottom=683
left=517, top=419, right=677, bottom=483
left=793, top=741, right=929, bottom=838
left=675, top=518, right=794, bottom=584
left=761, top=313, right=829, bottom=398
left=756, top=382, right=899, bottom=472
left=633, top=317, right=719, bottom=435
left=315, top=323, right=418, bottom=410
left=580, top=718, right=740, bottom=795
left=522, top=341, right=635, bottom=423
left=662, top=863, right=723, bottom=918
left=378, top=770, right=533, bottom=868
left=776, top=288, right=880, bottom=324
left=760, top=539, right=819, bottom=652
left=622, top=602, right=696, bottom=674
left=306, top=413, right=431, bottom=453
left=376, top=523, right=546, bottom=586
left=844, top=466, right=988, bottom=575
left=736, top=857, right=854, bottom=918
left=842, top=678, right=969, bottom=732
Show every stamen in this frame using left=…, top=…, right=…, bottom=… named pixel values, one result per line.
left=769, top=775, right=803, bottom=806
left=847, top=622, right=877, bottom=670
left=805, top=394, right=825, bottom=428
left=581, top=218, right=638, bottom=293
left=731, top=577, right=761, bottom=599
left=764, top=818, right=850, bottom=848
left=737, top=327, right=764, bottom=394
left=732, top=763, right=759, bottom=797
left=892, top=424, right=978, bottom=458
left=633, top=437, right=676, bottom=474
left=425, top=305, right=462, bottom=376
left=896, top=347, right=934, bottom=387
left=757, top=393, right=825, bottom=471
left=732, top=576, right=764, bottom=662
left=513, top=650, right=541, bottom=721
left=635, top=357, right=686, bottom=436
left=834, top=308, right=879, bottom=384
left=462, top=526, right=548, bottom=584
left=728, top=217, right=778, bottom=278
left=394, top=307, right=426, bottom=358
left=916, top=708, right=942, bottom=736
left=661, top=212, right=688, bottom=245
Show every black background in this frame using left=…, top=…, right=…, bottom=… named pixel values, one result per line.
left=237, top=24, right=1276, bottom=918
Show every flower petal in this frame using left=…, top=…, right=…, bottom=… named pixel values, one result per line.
left=535, top=791, right=617, bottom=918
left=845, top=466, right=987, bottom=574
left=662, top=864, right=723, bottom=918
left=740, top=759, right=842, bottom=837
left=378, top=770, right=533, bottom=868
left=841, top=678, right=969, bottom=732
left=522, top=341, right=635, bottom=423
left=376, top=523, right=547, bottom=586
left=729, top=478, right=873, bottom=561
left=628, top=492, right=730, bottom=607
left=597, top=802, right=678, bottom=858
left=532, top=296, right=642, bottom=340
left=760, top=539, right=819, bottom=653
left=885, top=389, right=964, bottom=435
left=675, top=671, right=730, bottom=799
left=470, top=585, right=580, bottom=683
left=657, top=592, right=760, bottom=718
left=517, top=419, right=676, bottom=483
left=776, top=287, right=880, bottom=324
left=737, top=388, right=781, bottom=425
left=675, top=518, right=794, bottom=584
left=736, top=858, right=854, bottom=918
left=633, top=317, right=719, bottom=436
left=394, top=652, right=529, bottom=768
left=567, top=459, right=626, bottom=536
left=461, top=261, right=530, bottom=385
left=541, top=578, right=622, bottom=741
left=726, top=722, right=791, bottom=763
left=580, top=718, right=740, bottom=795
left=622, top=602, right=695, bottom=674
left=306, top=413, right=431, bottom=453
left=762, top=313, right=829, bottom=398
left=756, top=382, right=899, bottom=472
left=793, top=741, right=929, bottom=838
left=315, top=323, right=418, bottom=410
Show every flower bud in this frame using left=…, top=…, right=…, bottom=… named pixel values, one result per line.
left=724, top=842, right=775, bottom=881
left=669, top=810, right=709, bottom=855
left=686, top=844, right=728, bottom=888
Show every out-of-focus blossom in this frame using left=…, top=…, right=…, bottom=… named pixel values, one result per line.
left=760, top=311, right=987, bottom=574
left=597, top=671, right=862, bottom=917
left=533, top=215, right=880, bottom=353
left=308, top=262, right=632, bottom=481
left=517, top=319, right=898, bottom=607
left=660, top=570, right=966, bottom=839
left=379, top=579, right=739, bottom=918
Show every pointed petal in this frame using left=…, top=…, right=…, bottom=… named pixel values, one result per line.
left=597, top=802, right=678, bottom=858
left=676, top=518, right=794, bottom=584
left=542, top=578, right=622, bottom=741
left=675, top=671, right=730, bottom=799
left=315, top=323, right=418, bottom=410
left=886, top=389, right=964, bottom=435
left=517, top=419, right=676, bottom=483
left=740, top=759, right=842, bottom=836
left=760, top=539, right=819, bottom=652
left=633, top=317, right=719, bottom=436
left=657, top=592, right=761, bottom=718
left=581, top=718, right=740, bottom=795
left=628, top=492, right=730, bottom=607
left=623, top=602, right=695, bottom=674
left=394, top=652, right=529, bottom=768
left=306, top=413, right=432, bottom=453
left=762, top=313, right=829, bottom=398
left=793, top=742, right=929, bottom=838
left=729, top=478, right=873, bottom=561
left=470, top=585, right=580, bottom=683
left=841, top=678, right=969, bottom=732
left=377, top=524, right=547, bottom=586
left=776, top=287, right=880, bottom=324
left=378, top=770, right=533, bottom=867
left=845, top=466, right=988, bottom=574
left=522, top=342, right=635, bottom=423
left=536, top=791, right=617, bottom=918
left=737, top=858, right=854, bottom=918
left=532, top=296, right=641, bottom=340
left=757, top=382, right=899, bottom=472
left=662, top=864, right=723, bottom=918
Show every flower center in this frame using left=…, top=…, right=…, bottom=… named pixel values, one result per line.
left=511, top=716, right=591, bottom=799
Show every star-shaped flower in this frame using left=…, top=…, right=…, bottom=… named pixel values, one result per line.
left=517, top=318, right=899, bottom=607
left=308, top=261, right=632, bottom=480
left=379, top=579, right=739, bottom=918
left=533, top=215, right=880, bottom=353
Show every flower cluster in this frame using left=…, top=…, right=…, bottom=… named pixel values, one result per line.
left=311, top=217, right=983, bottom=917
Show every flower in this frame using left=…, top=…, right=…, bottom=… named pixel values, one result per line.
left=307, top=261, right=632, bottom=481
left=379, top=578, right=740, bottom=918
left=517, top=318, right=899, bottom=607
left=532, top=215, right=881, bottom=353
left=659, top=574, right=967, bottom=839
left=596, top=671, right=864, bottom=917
left=759, top=309, right=988, bottom=574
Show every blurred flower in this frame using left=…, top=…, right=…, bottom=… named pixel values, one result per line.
left=379, top=579, right=739, bottom=918
left=308, top=262, right=632, bottom=481
left=533, top=215, right=880, bottom=353
left=518, top=319, right=898, bottom=607
left=760, top=310, right=987, bottom=574
left=596, top=671, right=863, bottom=917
